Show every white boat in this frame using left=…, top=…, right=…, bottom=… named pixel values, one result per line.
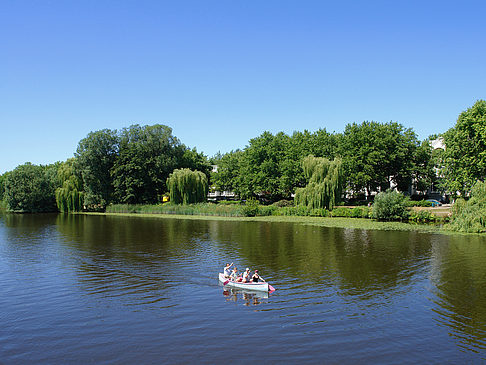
left=219, top=273, right=275, bottom=292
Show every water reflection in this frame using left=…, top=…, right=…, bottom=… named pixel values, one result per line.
left=222, top=288, right=268, bottom=306
left=429, top=234, right=486, bottom=353
left=1, top=212, right=486, bottom=361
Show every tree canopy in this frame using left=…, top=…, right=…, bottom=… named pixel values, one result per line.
left=167, top=168, right=208, bottom=204
left=295, top=156, right=344, bottom=210
left=76, top=129, right=119, bottom=209
left=55, top=158, right=84, bottom=212
left=442, top=100, right=486, bottom=196
left=111, top=124, right=188, bottom=204
left=339, top=121, right=418, bottom=197
left=4, top=163, right=58, bottom=213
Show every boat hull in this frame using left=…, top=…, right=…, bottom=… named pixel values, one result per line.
left=219, top=273, right=269, bottom=292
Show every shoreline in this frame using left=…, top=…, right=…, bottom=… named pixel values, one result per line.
left=80, top=211, right=453, bottom=235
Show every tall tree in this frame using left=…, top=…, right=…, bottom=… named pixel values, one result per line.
left=340, top=121, right=418, bottom=198
left=111, top=124, right=188, bottom=204
left=55, top=158, right=84, bottom=212
left=76, top=129, right=119, bottom=209
left=295, top=156, right=344, bottom=210
left=211, top=150, right=243, bottom=194
left=238, top=131, right=290, bottom=201
left=4, top=163, right=58, bottom=212
left=167, top=168, right=208, bottom=204
left=442, top=100, right=486, bottom=196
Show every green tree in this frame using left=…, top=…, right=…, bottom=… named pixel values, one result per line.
left=4, top=163, right=58, bottom=212
left=211, top=150, right=243, bottom=194
left=340, top=121, right=418, bottom=198
left=237, top=131, right=291, bottom=201
left=442, top=100, right=486, bottom=197
left=0, top=172, right=9, bottom=202
left=55, top=158, right=84, bottom=212
left=166, top=168, right=208, bottom=204
left=372, top=189, right=410, bottom=221
left=76, top=129, right=119, bottom=209
left=295, top=155, right=344, bottom=210
left=409, top=138, right=441, bottom=194
left=111, top=124, right=188, bottom=204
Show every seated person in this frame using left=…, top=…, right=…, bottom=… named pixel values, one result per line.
left=252, top=270, right=264, bottom=283
left=230, top=267, right=242, bottom=282
left=242, top=268, right=251, bottom=283
left=223, top=262, right=233, bottom=278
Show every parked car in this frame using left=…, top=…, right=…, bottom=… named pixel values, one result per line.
left=426, top=199, right=442, bottom=207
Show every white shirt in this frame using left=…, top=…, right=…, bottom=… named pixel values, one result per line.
left=224, top=266, right=231, bottom=277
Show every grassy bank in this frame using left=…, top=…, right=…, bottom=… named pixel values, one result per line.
left=97, top=206, right=448, bottom=234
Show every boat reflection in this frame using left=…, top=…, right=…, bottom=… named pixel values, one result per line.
left=222, top=287, right=269, bottom=306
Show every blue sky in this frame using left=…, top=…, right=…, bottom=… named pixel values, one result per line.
left=1, top=0, right=485, bottom=174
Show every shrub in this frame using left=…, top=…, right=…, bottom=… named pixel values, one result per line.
left=272, top=199, right=294, bottom=207
left=448, top=181, right=486, bottom=233
left=242, top=198, right=261, bottom=217
left=409, top=210, right=436, bottom=223
left=331, top=207, right=351, bottom=217
left=372, top=190, right=410, bottom=221
left=407, top=199, right=433, bottom=207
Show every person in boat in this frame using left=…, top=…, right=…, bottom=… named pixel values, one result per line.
left=230, top=267, right=243, bottom=282
left=223, top=262, right=233, bottom=278
left=252, top=270, right=265, bottom=283
left=242, top=268, right=251, bottom=283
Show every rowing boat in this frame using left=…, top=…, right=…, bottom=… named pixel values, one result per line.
left=219, top=273, right=275, bottom=292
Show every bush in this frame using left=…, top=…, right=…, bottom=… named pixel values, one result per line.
left=409, top=210, right=436, bottom=223
left=272, top=199, right=294, bottom=207
left=448, top=181, right=486, bottom=233
left=241, top=198, right=261, bottom=217
left=217, top=200, right=241, bottom=205
left=331, top=207, right=351, bottom=217
left=407, top=199, right=433, bottom=207
left=372, top=190, right=410, bottom=221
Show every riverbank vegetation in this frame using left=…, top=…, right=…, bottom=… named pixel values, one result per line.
left=1, top=100, right=485, bottom=233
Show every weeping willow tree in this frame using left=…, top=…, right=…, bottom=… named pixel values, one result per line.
left=295, top=155, right=344, bottom=210
left=55, top=158, right=84, bottom=212
left=167, top=168, right=208, bottom=205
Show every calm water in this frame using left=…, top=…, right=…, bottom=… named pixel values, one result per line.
left=1, top=213, right=485, bottom=364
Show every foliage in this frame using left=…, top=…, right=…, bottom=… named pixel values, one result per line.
left=372, top=190, right=410, bottom=221
left=339, top=121, right=419, bottom=197
left=167, top=168, right=208, bottom=205
left=331, top=206, right=371, bottom=218
left=411, top=139, right=441, bottom=194
left=407, top=199, right=433, bottom=207
left=111, top=124, right=191, bottom=204
left=295, top=156, right=344, bottom=210
left=241, top=198, right=261, bottom=217
left=55, top=158, right=84, bottom=212
left=0, top=171, right=9, bottom=201
left=211, top=150, right=243, bottom=194
left=442, top=100, right=486, bottom=197
left=272, top=199, right=294, bottom=207
left=75, top=124, right=210, bottom=208
left=212, top=129, right=338, bottom=202
left=4, top=163, right=58, bottom=212
left=76, top=129, right=119, bottom=209
left=408, top=210, right=440, bottom=223
left=448, top=181, right=486, bottom=233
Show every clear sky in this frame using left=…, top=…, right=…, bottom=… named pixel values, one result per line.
left=1, top=0, right=485, bottom=174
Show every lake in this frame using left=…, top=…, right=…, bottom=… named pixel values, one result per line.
left=0, top=213, right=485, bottom=363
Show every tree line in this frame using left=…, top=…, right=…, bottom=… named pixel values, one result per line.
left=0, top=100, right=485, bottom=213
